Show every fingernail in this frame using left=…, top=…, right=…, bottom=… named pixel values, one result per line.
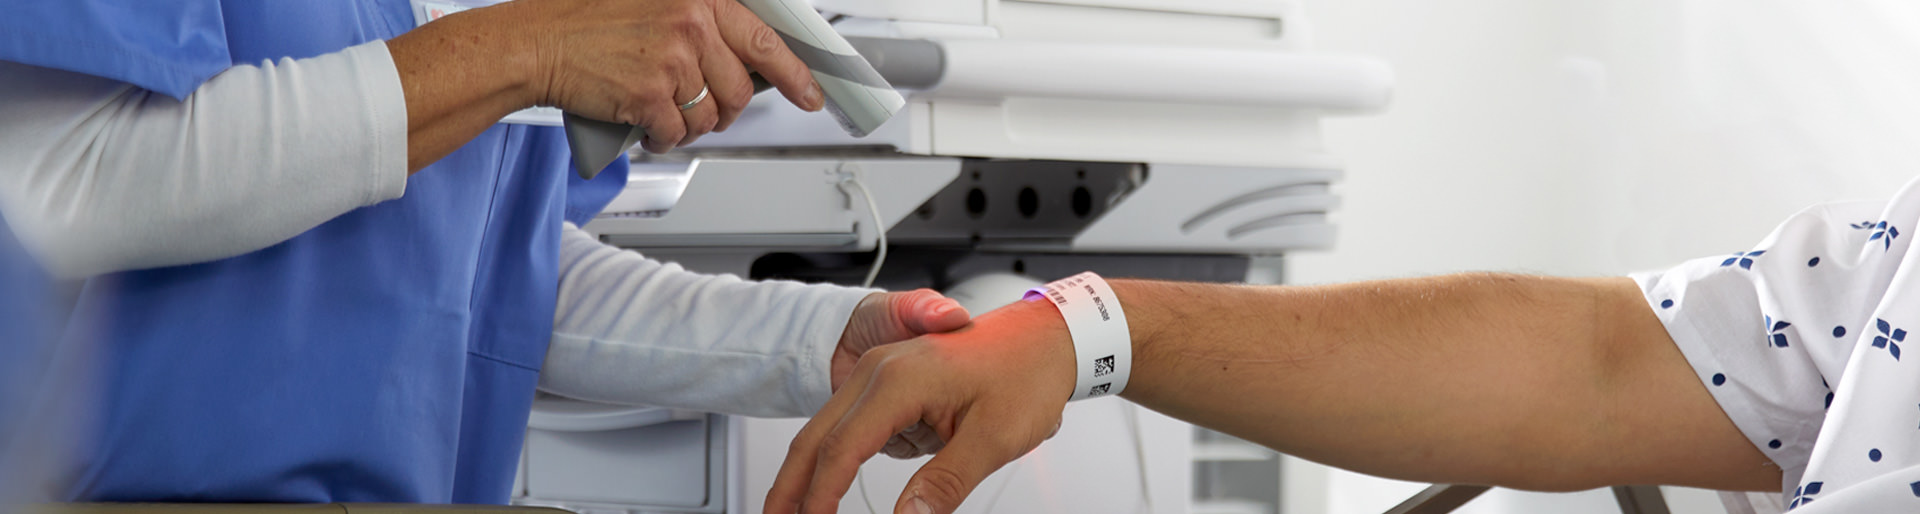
left=912, top=497, right=932, bottom=514
left=931, top=303, right=956, bottom=318
left=807, top=82, right=826, bottom=112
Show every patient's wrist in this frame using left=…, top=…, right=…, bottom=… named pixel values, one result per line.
left=1025, top=272, right=1133, bottom=401
left=974, top=298, right=1077, bottom=402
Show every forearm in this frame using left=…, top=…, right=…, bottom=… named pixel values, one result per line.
left=386, top=3, right=543, bottom=172
left=0, top=44, right=406, bottom=278
left=0, top=5, right=542, bottom=277
left=766, top=273, right=1776, bottom=512
left=541, top=224, right=876, bottom=417
left=1107, top=274, right=1771, bottom=491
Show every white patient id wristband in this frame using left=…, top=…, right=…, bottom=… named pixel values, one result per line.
left=1024, top=272, right=1131, bottom=401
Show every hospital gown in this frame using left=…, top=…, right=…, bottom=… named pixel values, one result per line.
left=1637, top=176, right=1920, bottom=513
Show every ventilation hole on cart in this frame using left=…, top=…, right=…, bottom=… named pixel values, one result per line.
left=1076, top=168, right=1088, bottom=180
left=916, top=204, right=936, bottom=220
left=966, top=188, right=988, bottom=219
left=972, top=170, right=983, bottom=181
left=1018, top=187, right=1040, bottom=219
left=1071, top=186, right=1094, bottom=218
left=1012, top=260, right=1027, bottom=274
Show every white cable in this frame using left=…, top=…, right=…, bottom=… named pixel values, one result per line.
left=837, top=175, right=888, bottom=289
left=1125, top=403, right=1154, bottom=514
left=855, top=467, right=882, bottom=514
left=839, top=173, right=888, bottom=514
left=981, top=403, right=1152, bottom=513
left=979, top=454, right=1030, bottom=512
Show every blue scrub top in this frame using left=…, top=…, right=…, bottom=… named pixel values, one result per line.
left=0, top=218, right=54, bottom=501
left=1, top=0, right=629, bottom=504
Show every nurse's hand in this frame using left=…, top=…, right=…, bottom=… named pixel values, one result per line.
left=517, top=0, right=821, bottom=152
left=774, top=300, right=1076, bottom=514
left=389, top=0, right=818, bottom=170
left=835, top=290, right=973, bottom=461
left=835, top=290, right=971, bottom=391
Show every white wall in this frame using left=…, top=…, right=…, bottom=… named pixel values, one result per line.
left=1283, top=0, right=1920, bottom=513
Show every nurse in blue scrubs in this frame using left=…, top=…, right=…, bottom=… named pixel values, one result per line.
left=0, top=218, right=53, bottom=503
left=0, top=0, right=883, bottom=505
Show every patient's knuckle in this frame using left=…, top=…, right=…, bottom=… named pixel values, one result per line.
left=788, top=430, right=819, bottom=454
left=870, top=358, right=916, bottom=387
left=869, top=366, right=900, bottom=388
left=816, top=432, right=856, bottom=461
left=866, top=344, right=904, bottom=362
left=915, top=466, right=971, bottom=502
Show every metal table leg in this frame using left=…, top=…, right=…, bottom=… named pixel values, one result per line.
left=1612, top=485, right=1672, bottom=514
left=1382, top=484, right=1669, bottom=514
left=1383, top=485, right=1493, bottom=514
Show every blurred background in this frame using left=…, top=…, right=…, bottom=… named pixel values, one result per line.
left=14, top=0, right=1920, bottom=513
left=1286, top=0, right=1920, bottom=512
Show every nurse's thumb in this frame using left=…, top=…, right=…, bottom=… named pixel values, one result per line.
left=892, top=289, right=970, bottom=335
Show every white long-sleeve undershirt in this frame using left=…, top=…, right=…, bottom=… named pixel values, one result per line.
left=0, top=41, right=408, bottom=279
left=543, top=223, right=879, bottom=418
left=0, top=41, right=873, bottom=417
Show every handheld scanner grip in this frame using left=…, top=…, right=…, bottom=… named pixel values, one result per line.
left=737, top=0, right=906, bottom=138
left=564, top=1, right=906, bottom=180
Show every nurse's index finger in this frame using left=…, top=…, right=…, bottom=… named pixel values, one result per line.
left=712, top=0, right=821, bottom=111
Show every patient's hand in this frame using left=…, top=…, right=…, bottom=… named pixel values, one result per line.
left=775, top=299, right=1077, bottom=514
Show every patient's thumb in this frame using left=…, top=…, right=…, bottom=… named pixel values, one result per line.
left=893, top=433, right=1009, bottom=514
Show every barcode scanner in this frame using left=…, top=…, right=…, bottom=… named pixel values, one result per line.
left=563, top=0, right=907, bottom=180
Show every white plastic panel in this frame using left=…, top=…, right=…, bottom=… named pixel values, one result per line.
left=929, top=98, right=1342, bottom=169
left=582, top=158, right=962, bottom=250
left=813, top=0, right=987, bottom=25
left=813, top=0, right=1290, bottom=26
left=524, top=419, right=712, bottom=507
left=928, top=39, right=1393, bottom=111
left=1012, top=0, right=1290, bottom=19
left=1073, top=164, right=1342, bottom=253
left=992, top=1, right=1288, bottom=47
left=681, top=100, right=930, bottom=153
left=527, top=396, right=705, bottom=432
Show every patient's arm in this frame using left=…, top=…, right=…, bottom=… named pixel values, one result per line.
left=766, top=274, right=1776, bottom=514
